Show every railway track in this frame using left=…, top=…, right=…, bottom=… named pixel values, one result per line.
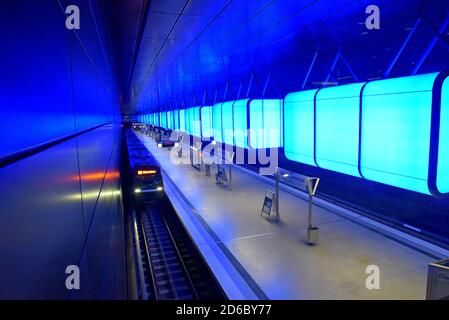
left=131, top=198, right=226, bottom=300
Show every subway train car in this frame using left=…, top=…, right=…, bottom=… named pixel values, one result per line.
left=125, top=129, right=164, bottom=202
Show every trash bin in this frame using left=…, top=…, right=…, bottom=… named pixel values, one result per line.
left=426, top=258, right=449, bottom=300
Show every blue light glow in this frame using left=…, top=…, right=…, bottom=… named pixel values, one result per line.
left=361, top=73, right=438, bottom=194
left=316, top=83, right=365, bottom=177
left=233, top=99, right=249, bottom=149
left=284, top=90, right=317, bottom=166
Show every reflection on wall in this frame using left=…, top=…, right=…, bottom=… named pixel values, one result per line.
left=0, top=1, right=124, bottom=299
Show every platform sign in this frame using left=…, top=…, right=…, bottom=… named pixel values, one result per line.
left=261, top=190, right=275, bottom=217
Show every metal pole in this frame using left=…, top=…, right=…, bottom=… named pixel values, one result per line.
left=275, top=171, right=279, bottom=215
left=308, top=194, right=313, bottom=229
left=228, top=164, right=232, bottom=191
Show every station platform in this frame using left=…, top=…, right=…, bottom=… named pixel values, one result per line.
left=136, top=132, right=449, bottom=300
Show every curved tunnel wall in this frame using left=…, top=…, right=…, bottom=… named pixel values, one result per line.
left=0, top=1, right=124, bottom=299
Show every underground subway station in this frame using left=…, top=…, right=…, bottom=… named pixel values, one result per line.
left=1, top=0, right=449, bottom=310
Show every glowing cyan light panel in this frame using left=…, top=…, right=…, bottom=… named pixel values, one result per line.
left=222, top=101, right=235, bottom=145
left=316, top=83, right=365, bottom=177
left=173, top=110, right=179, bottom=131
left=167, top=111, right=173, bottom=130
left=361, top=73, right=438, bottom=194
left=191, top=107, right=201, bottom=137
left=249, top=99, right=283, bottom=149
left=233, top=99, right=249, bottom=149
left=185, top=108, right=192, bottom=134
left=437, top=77, right=449, bottom=193
left=179, top=109, right=186, bottom=132
left=160, top=111, right=167, bottom=128
left=212, top=102, right=223, bottom=143
left=284, top=89, right=317, bottom=166
left=201, top=106, right=213, bottom=139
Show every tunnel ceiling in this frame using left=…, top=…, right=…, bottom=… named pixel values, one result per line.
left=99, top=0, right=449, bottom=116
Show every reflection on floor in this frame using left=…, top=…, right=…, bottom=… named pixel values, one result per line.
left=137, top=132, right=440, bottom=300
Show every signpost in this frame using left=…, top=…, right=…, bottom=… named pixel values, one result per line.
left=264, top=167, right=320, bottom=245
left=261, top=190, right=276, bottom=217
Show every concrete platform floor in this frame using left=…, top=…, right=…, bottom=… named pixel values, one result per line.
left=137, top=133, right=439, bottom=300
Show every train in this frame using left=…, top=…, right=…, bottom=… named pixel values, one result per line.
left=125, top=129, right=164, bottom=201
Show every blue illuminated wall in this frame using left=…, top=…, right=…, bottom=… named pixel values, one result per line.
left=0, top=1, right=124, bottom=299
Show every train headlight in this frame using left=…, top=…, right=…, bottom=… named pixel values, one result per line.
left=174, top=143, right=179, bottom=147
left=157, top=143, right=163, bottom=148
left=134, top=188, right=141, bottom=193
left=157, top=187, right=163, bottom=191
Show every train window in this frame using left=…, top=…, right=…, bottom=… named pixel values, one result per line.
left=284, top=89, right=317, bottom=166
left=361, top=73, right=438, bottom=194
left=212, top=102, right=223, bottom=143
left=316, top=83, right=365, bottom=177
left=201, top=106, right=213, bottom=139
left=233, top=99, right=250, bottom=149
left=222, top=101, right=235, bottom=145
